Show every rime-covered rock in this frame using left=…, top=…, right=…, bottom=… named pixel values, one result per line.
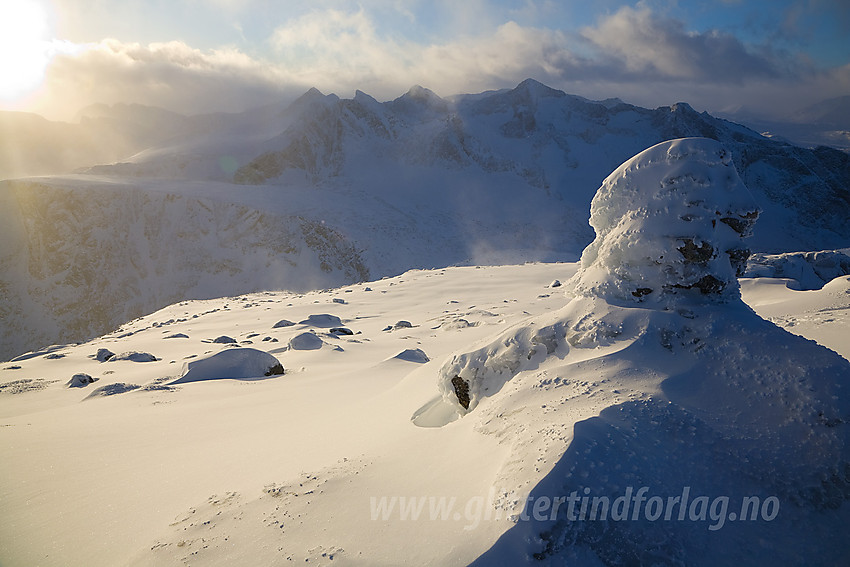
left=569, top=137, right=759, bottom=305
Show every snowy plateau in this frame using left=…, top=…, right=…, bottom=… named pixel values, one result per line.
left=1, top=80, right=850, bottom=566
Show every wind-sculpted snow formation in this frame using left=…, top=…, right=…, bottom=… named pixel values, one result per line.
left=571, top=137, right=759, bottom=303
left=436, top=138, right=850, bottom=564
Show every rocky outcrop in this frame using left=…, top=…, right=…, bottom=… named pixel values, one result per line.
left=0, top=180, right=369, bottom=361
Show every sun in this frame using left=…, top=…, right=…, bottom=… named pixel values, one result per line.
left=0, top=0, right=52, bottom=103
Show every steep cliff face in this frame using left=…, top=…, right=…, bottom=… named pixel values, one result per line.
left=0, top=179, right=368, bottom=361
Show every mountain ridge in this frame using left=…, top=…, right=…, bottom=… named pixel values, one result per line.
left=2, top=79, right=850, bottom=361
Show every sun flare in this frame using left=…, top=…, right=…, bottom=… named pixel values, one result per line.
left=0, top=0, right=52, bottom=102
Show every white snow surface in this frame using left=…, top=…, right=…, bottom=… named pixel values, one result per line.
left=1, top=262, right=848, bottom=566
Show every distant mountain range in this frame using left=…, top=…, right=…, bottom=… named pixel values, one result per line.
left=718, top=94, right=850, bottom=151
left=1, top=79, right=849, bottom=360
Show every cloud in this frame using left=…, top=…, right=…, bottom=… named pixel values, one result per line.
left=579, top=5, right=786, bottom=82
left=27, top=39, right=298, bottom=119
left=19, top=4, right=850, bottom=122
left=267, top=8, right=581, bottom=98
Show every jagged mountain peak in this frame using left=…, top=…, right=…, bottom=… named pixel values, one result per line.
left=284, top=87, right=338, bottom=117
left=353, top=89, right=380, bottom=106
left=513, top=77, right=567, bottom=100
left=400, top=84, right=443, bottom=102
left=388, top=85, right=449, bottom=118
left=299, top=86, right=326, bottom=100
left=668, top=101, right=698, bottom=114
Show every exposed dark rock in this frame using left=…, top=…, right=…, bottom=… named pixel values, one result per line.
left=677, top=239, right=715, bottom=263
left=273, top=319, right=295, bottom=328
left=264, top=363, right=285, bottom=376
left=329, top=327, right=354, bottom=335
left=632, top=287, right=653, bottom=298
left=212, top=335, right=237, bottom=344
left=720, top=212, right=758, bottom=236
left=451, top=376, right=471, bottom=409
left=96, top=348, right=115, bottom=362
left=727, top=248, right=751, bottom=277
left=67, top=373, right=98, bottom=388
left=692, top=275, right=726, bottom=295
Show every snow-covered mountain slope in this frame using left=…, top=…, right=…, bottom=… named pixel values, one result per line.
left=745, top=248, right=850, bottom=290
left=436, top=139, right=850, bottom=564
left=3, top=80, right=849, bottom=363
left=2, top=138, right=848, bottom=566
left=0, top=264, right=847, bottom=566
left=0, top=177, right=368, bottom=362
left=79, top=78, right=850, bottom=254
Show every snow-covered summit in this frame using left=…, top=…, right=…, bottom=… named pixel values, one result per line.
left=429, top=141, right=850, bottom=564
left=571, top=137, right=759, bottom=305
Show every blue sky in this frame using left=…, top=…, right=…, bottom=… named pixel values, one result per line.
left=2, top=0, right=848, bottom=120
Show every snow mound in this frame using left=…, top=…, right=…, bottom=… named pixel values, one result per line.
left=164, top=333, right=188, bottom=339
left=108, top=351, right=157, bottom=363
left=570, top=137, right=759, bottom=305
left=84, top=382, right=141, bottom=399
left=288, top=332, right=324, bottom=351
left=392, top=348, right=430, bottom=363
left=170, top=348, right=284, bottom=384
left=94, top=348, right=115, bottom=362
left=298, top=314, right=342, bottom=328
left=66, top=373, right=98, bottom=388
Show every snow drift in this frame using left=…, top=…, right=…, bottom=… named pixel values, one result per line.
left=171, top=348, right=284, bottom=384
left=436, top=138, right=850, bottom=564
